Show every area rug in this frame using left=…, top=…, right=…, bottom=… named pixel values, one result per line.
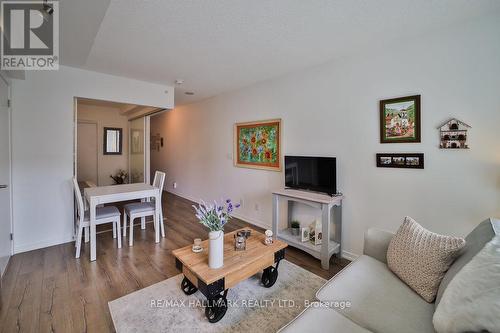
left=109, top=260, right=326, bottom=333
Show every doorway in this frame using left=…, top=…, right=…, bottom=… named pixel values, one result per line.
left=74, top=97, right=165, bottom=186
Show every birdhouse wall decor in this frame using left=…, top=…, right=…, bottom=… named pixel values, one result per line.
left=438, top=118, right=471, bottom=149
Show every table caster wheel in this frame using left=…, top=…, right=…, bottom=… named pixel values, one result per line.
left=181, top=276, right=198, bottom=295
left=205, top=294, right=228, bottom=323
left=261, top=266, right=278, bottom=288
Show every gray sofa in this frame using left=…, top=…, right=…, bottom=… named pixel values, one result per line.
left=279, top=218, right=496, bottom=333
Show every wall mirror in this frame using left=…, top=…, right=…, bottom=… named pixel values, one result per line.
left=103, top=127, right=122, bottom=155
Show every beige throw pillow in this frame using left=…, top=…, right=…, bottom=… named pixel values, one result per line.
left=387, top=217, right=466, bottom=302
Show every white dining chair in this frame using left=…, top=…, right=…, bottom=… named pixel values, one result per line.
left=122, top=171, right=166, bottom=246
left=73, top=178, right=122, bottom=258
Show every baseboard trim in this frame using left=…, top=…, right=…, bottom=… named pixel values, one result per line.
left=166, top=190, right=199, bottom=205
left=166, top=190, right=271, bottom=229
left=13, top=221, right=166, bottom=254
left=341, top=250, right=359, bottom=261
left=231, top=212, right=270, bottom=230
left=167, top=190, right=360, bottom=260
left=14, top=234, right=74, bottom=254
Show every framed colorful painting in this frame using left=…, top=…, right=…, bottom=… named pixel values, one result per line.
left=234, top=119, right=281, bottom=171
left=380, top=95, right=421, bottom=143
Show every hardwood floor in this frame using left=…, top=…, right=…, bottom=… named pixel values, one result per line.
left=0, top=192, right=349, bottom=333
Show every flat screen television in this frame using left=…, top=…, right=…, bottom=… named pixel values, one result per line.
left=284, top=156, right=337, bottom=196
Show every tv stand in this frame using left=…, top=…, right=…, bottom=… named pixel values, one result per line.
left=272, top=188, right=343, bottom=270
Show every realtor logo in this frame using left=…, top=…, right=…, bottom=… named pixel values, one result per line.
left=1, top=1, right=59, bottom=70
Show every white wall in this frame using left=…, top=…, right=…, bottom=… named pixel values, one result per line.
left=11, top=65, right=173, bottom=253
left=77, top=104, right=129, bottom=186
left=155, top=14, right=500, bottom=258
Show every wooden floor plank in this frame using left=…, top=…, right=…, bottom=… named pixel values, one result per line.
left=0, top=192, right=349, bottom=332
left=0, top=253, right=22, bottom=317
left=6, top=270, right=44, bottom=333
left=39, top=274, right=73, bottom=333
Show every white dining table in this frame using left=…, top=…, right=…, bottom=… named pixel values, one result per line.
left=84, top=183, right=161, bottom=261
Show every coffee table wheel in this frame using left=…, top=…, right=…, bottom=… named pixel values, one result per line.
left=181, top=276, right=198, bottom=295
left=261, top=266, right=278, bottom=288
left=205, top=294, right=228, bottom=323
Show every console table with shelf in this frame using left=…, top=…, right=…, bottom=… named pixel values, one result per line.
left=272, top=189, right=343, bottom=269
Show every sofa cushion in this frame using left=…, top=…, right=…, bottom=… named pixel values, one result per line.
left=316, top=255, right=435, bottom=333
left=432, top=235, right=500, bottom=333
left=387, top=217, right=466, bottom=302
left=435, top=218, right=495, bottom=307
left=278, top=302, right=371, bottom=333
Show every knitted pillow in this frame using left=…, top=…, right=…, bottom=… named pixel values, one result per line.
left=387, top=217, right=466, bottom=302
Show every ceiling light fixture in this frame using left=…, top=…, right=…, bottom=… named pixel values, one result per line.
left=175, top=79, right=184, bottom=85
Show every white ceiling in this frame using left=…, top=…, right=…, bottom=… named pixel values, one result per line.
left=61, top=0, right=500, bottom=105
left=60, top=0, right=111, bottom=67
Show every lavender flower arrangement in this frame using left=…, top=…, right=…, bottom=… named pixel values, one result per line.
left=193, top=199, right=240, bottom=232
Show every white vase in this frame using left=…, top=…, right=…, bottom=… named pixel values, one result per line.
left=208, top=230, right=224, bottom=269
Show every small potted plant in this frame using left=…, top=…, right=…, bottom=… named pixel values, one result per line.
left=291, top=220, right=301, bottom=236
left=110, top=169, right=128, bottom=184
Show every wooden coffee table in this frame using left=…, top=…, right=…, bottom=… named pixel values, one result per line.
left=172, top=228, right=288, bottom=323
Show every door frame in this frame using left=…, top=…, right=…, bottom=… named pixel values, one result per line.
left=145, top=116, right=150, bottom=184
left=0, top=72, right=14, bottom=261
left=148, top=110, right=169, bottom=187
left=76, top=120, right=99, bottom=185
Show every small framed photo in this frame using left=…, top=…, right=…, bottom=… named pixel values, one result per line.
left=308, top=221, right=322, bottom=246
left=376, top=153, right=424, bottom=169
left=301, top=228, right=309, bottom=242
left=380, top=95, right=421, bottom=143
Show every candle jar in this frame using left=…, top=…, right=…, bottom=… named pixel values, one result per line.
left=264, top=230, right=273, bottom=246
left=234, top=232, right=247, bottom=251
left=192, top=238, right=203, bottom=253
